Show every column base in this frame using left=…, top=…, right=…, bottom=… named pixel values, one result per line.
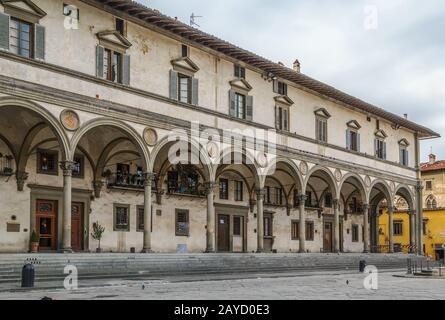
left=141, top=248, right=153, bottom=254
left=363, top=250, right=370, bottom=254
left=59, top=248, right=73, bottom=253
left=205, top=249, right=216, bottom=253
left=256, top=250, right=263, bottom=253
left=298, top=249, right=306, bottom=254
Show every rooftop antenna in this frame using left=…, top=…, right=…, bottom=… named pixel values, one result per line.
left=190, top=13, right=203, bottom=28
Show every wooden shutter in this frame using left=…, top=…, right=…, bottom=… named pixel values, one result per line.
left=229, top=90, right=236, bottom=117
left=322, top=120, right=327, bottom=142
left=383, top=142, right=387, bottom=160
left=96, top=45, right=105, bottom=78
left=357, top=133, right=361, bottom=152
left=275, top=106, right=280, bottom=129
left=283, top=108, right=288, bottom=131
left=122, top=54, right=130, bottom=85
left=191, top=78, right=199, bottom=105
left=346, top=129, right=350, bottom=149
left=34, top=24, right=45, bottom=60
left=246, top=95, right=253, bottom=121
left=406, top=150, right=409, bottom=166
left=374, top=139, right=378, bottom=156
left=273, top=79, right=279, bottom=93
left=169, top=70, right=178, bottom=100
left=0, top=12, right=9, bottom=51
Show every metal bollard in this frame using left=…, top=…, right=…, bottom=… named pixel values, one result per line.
left=21, top=263, right=35, bottom=288
left=359, top=260, right=366, bottom=273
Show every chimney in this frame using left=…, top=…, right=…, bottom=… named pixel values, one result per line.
left=293, top=59, right=301, bottom=73
left=429, top=153, right=437, bottom=165
left=404, top=114, right=408, bottom=120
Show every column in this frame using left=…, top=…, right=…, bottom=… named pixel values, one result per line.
left=256, top=188, right=265, bottom=253
left=333, top=198, right=340, bottom=253
left=363, top=204, right=370, bottom=253
left=142, top=172, right=155, bottom=253
left=298, top=194, right=307, bottom=253
left=205, top=182, right=217, bottom=253
left=388, top=206, right=394, bottom=253
left=60, top=161, right=76, bottom=253
left=416, top=184, right=424, bottom=255
left=409, top=210, right=416, bottom=254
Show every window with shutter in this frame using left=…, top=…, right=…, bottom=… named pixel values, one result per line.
left=234, top=64, right=245, bottom=79
left=175, top=209, right=189, bottom=236
left=316, top=117, right=328, bottom=143
left=9, top=18, right=33, bottom=58
left=276, top=105, right=290, bottom=131
left=178, top=73, right=192, bottom=104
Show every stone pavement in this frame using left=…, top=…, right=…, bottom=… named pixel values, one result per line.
left=1, top=270, right=444, bottom=300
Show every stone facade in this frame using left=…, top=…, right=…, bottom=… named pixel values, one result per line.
left=0, top=0, right=438, bottom=254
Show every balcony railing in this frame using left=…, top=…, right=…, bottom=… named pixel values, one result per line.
left=107, top=173, right=145, bottom=189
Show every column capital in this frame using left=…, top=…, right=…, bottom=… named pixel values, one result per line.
left=362, top=203, right=370, bottom=211
left=144, top=172, right=156, bottom=187
left=92, top=180, right=104, bottom=198
left=416, top=184, right=424, bottom=192
left=204, top=181, right=218, bottom=195
left=255, top=188, right=266, bottom=198
left=60, top=161, right=77, bottom=177
left=297, top=194, right=308, bottom=203
left=387, top=206, right=395, bottom=213
left=407, top=209, right=416, bottom=216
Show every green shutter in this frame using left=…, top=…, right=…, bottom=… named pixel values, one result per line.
left=122, top=54, right=130, bottom=85
left=96, top=45, right=105, bottom=78
left=346, top=129, right=350, bottom=149
left=34, top=24, right=45, bottom=60
left=191, top=78, right=199, bottom=105
left=229, top=90, right=236, bottom=117
left=169, top=70, right=178, bottom=100
left=273, top=79, right=278, bottom=93
left=246, top=95, right=253, bottom=121
left=0, top=12, right=10, bottom=51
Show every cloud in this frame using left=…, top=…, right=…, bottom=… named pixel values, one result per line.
left=137, top=0, right=445, bottom=160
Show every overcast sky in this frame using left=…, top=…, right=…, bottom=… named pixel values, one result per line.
left=138, top=0, right=445, bottom=162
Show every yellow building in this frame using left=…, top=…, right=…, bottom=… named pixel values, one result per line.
left=379, top=154, right=445, bottom=260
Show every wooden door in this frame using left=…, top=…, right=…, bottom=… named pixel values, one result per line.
left=323, top=222, right=333, bottom=253
left=217, top=215, right=230, bottom=252
left=36, top=200, right=58, bottom=250
left=71, top=202, right=84, bottom=251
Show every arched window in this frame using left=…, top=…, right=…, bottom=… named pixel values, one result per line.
left=426, top=195, right=437, bottom=209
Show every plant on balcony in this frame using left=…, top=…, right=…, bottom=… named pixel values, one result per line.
left=30, top=230, right=39, bottom=253
left=91, top=221, right=105, bottom=253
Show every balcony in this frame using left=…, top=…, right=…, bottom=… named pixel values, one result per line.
left=107, top=172, right=145, bottom=190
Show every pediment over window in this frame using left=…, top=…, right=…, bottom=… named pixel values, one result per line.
left=229, top=78, right=252, bottom=93
left=1, top=0, right=46, bottom=23
left=314, top=107, right=331, bottom=119
left=96, top=30, right=132, bottom=52
left=374, top=129, right=388, bottom=139
left=274, top=95, right=294, bottom=107
left=346, top=120, right=361, bottom=130
left=398, top=138, right=410, bottom=147
left=171, top=57, right=200, bottom=74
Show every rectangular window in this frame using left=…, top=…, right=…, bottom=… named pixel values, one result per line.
left=347, top=130, right=359, bottom=151
left=394, top=221, right=403, bottom=236
left=235, top=93, right=246, bottom=119
left=235, top=181, right=243, bottom=202
left=178, top=74, right=191, bottom=104
left=306, top=221, right=314, bottom=241
left=115, top=18, right=126, bottom=35
left=425, top=180, right=433, bottom=191
left=37, top=149, right=58, bottom=175
left=352, top=225, right=359, bottom=242
left=103, top=48, right=122, bottom=83
left=219, top=179, right=229, bottom=200
left=316, top=118, right=328, bottom=143
left=278, top=81, right=288, bottom=96
left=276, top=106, right=289, bottom=131
left=175, top=209, right=189, bottom=236
left=264, top=216, right=273, bottom=237
left=234, top=64, right=246, bottom=79
left=375, top=139, right=386, bottom=160
left=114, top=204, right=130, bottom=231
left=181, top=44, right=189, bottom=57
left=265, top=186, right=271, bottom=204
left=291, top=221, right=299, bottom=240
left=423, top=221, right=427, bottom=236
left=324, top=193, right=332, bottom=208
left=137, top=207, right=144, bottom=232
left=10, top=18, right=33, bottom=58
left=72, top=154, right=84, bottom=178
left=275, top=188, right=283, bottom=205
left=305, top=191, right=312, bottom=208
left=400, top=147, right=409, bottom=166
left=233, top=216, right=242, bottom=236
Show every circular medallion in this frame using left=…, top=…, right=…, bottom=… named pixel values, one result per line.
left=60, top=109, right=80, bottom=131
left=299, top=161, right=308, bottom=175
left=334, top=169, right=342, bottom=182
left=206, top=141, right=219, bottom=159
left=143, top=128, right=158, bottom=146
left=364, top=176, right=371, bottom=188
left=256, top=153, right=268, bottom=168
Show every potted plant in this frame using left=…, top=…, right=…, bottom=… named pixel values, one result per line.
left=91, top=222, right=105, bottom=253
left=30, top=230, right=39, bottom=253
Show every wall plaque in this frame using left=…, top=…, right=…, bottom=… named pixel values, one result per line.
left=60, top=109, right=80, bottom=131
left=7, top=222, right=20, bottom=233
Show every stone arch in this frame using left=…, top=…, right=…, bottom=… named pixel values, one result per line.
left=264, top=157, right=303, bottom=191
left=369, top=179, right=393, bottom=205
left=339, top=172, right=367, bottom=204
left=304, top=165, right=339, bottom=199
left=394, top=185, right=415, bottom=210
left=70, top=118, right=150, bottom=172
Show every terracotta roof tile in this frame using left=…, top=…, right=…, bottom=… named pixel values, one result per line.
left=88, top=0, right=440, bottom=138
left=421, top=161, right=445, bottom=172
